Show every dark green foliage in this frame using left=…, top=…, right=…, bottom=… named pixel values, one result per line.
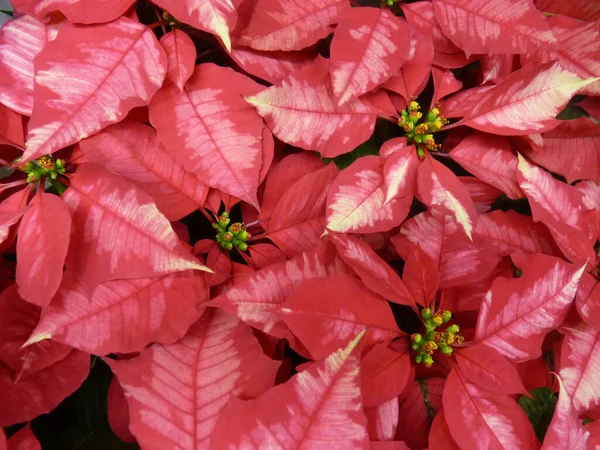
left=518, top=387, right=557, bottom=442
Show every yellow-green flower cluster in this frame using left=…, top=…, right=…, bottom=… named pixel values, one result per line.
left=213, top=211, right=251, bottom=251
left=398, top=101, right=448, bottom=155
left=13, top=156, right=66, bottom=183
left=411, top=308, right=464, bottom=367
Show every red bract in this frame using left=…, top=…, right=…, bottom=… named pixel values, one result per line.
left=23, top=17, right=167, bottom=162
left=210, top=331, right=369, bottom=449
left=1, top=0, right=599, bottom=447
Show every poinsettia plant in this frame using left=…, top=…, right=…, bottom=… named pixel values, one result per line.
left=0, top=0, right=599, bottom=448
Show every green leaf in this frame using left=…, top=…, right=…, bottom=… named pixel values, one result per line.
left=321, top=140, right=379, bottom=170
left=557, top=95, right=589, bottom=120
left=518, top=387, right=557, bottom=441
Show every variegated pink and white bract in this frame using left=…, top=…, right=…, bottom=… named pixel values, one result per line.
left=1, top=0, right=599, bottom=448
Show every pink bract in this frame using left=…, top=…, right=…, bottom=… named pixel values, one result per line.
left=0, top=0, right=598, bottom=448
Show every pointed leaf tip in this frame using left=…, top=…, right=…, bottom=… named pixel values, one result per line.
left=245, top=96, right=259, bottom=107
left=22, top=332, right=52, bottom=348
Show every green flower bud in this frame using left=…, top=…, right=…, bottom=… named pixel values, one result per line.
left=446, top=324, right=460, bottom=334
left=427, top=108, right=439, bottom=122
left=425, top=330, right=437, bottom=341
left=439, top=343, right=453, bottom=355
left=423, top=354, right=434, bottom=367
left=412, top=343, right=421, bottom=351
left=237, top=241, right=248, bottom=251
left=411, top=333, right=423, bottom=344
left=415, top=354, right=423, bottom=364
left=442, top=310, right=452, bottom=323
left=421, top=308, right=432, bottom=320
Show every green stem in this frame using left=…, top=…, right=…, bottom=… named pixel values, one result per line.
left=48, top=178, right=67, bottom=195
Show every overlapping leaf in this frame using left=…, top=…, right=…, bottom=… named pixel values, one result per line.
left=542, top=377, right=589, bottom=449
left=80, top=122, right=208, bottom=221
left=473, top=210, right=556, bottom=257
left=277, top=274, right=401, bottom=359
left=401, top=1, right=459, bottom=54
left=259, top=153, right=326, bottom=230
left=575, top=273, right=600, bottom=330
left=27, top=269, right=208, bottom=355
left=230, top=46, right=317, bottom=84
left=160, top=30, right=196, bottom=91
left=265, top=163, right=338, bottom=257
left=108, top=308, right=280, bottom=450
left=153, top=0, right=236, bottom=51
left=475, top=253, right=585, bottom=361
left=0, top=291, right=89, bottom=427
left=62, top=164, right=208, bottom=293
left=523, top=118, right=600, bottom=184
left=329, top=7, right=409, bottom=106
left=417, top=153, right=478, bottom=239
left=383, top=27, right=434, bottom=103
left=210, top=241, right=348, bottom=339
left=0, top=286, right=71, bottom=380
left=451, top=62, right=597, bottom=136
left=0, top=15, right=47, bottom=115
left=558, top=321, right=600, bottom=413
left=23, top=17, right=167, bottom=162
left=455, top=344, right=527, bottom=395
left=328, top=231, right=416, bottom=308
left=234, top=0, right=350, bottom=51
left=431, top=0, right=556, bottom=57
left=443, top=369, right=539, bottom=450
left=517, top=154, right=598, bottom=265
left=16, top=191, right=70, bottom=309
left=4, top=424, right=40, bottom=450
left=534, top=0, right=600, bottom=20
left=0, top=188, right=30, bottom=248
left=150, top=63, right=264, bottom=208
left=246, top=57, right=395, bottom=158
left=393, top=210, right=501, bottom=288
left=449, top=132, right=522, bottom=199
left=365, top=398, right=399, bottom=441
left=360, top=343, right=411, bottom=408
left=380, top=139, right=419, bottom=205
left=429, top=411, right=460, bottom=450
left=210, top=332, right=369, bottom=449
left=522, top=15, right=600, bottom=96
left=11, top=0, right=135, bottom=23
left=326, top=155, right=412, bottom=233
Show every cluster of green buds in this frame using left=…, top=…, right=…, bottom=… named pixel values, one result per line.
left=13, top=155, right=66, bottom=183
left=398, top=100, right=448, bottom=157
left=411, top=308, right=464, bottom=367
left=213, top=212, right=251, bottom=251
